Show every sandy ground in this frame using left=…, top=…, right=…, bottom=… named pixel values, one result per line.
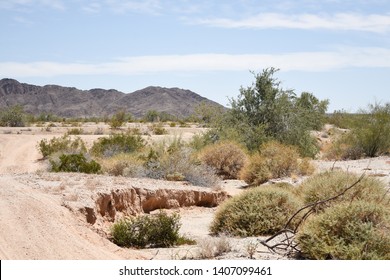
left=0, top=124, right=389, bottom=260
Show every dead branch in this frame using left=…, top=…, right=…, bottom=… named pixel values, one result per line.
left=260, top=173, right=366, bottom=256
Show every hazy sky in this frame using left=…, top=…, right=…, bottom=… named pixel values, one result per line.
left=1, top=0, right=390, bottom=112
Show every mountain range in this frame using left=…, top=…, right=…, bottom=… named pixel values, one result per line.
left=0, top=78, right=224, bottom=119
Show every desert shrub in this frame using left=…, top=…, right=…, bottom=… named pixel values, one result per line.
left=297, top=158, right=316, bottom=175
left=150, top=124, right=167, bottom=135
left=296, top=201, right=390, bottom=260
left=323, top=134, right=364, bottom=160
left=210, top=186, right=303, bottom=237
left=296, top=171, right=388, bottom=210
left=0, top=105, right=26, bottom=127
left=109, top=110, right=132, bottom=129
left=67, top=128, right=83, bottom=135
left=111, top=212, right=182, bottom=248
left=144, top=142, right=219, bottom=188
left=198, top=141, right=248, bottom=179
left=327, top=103, right=390, bottom=159
left=50, top=153, right=101, bottom=174
left=240, top=141, right=314, bottom=185
left=197, top=237, right=232, bottom=259
left=38, top=135, right=87, bottom=158
left=90, top=133, right=145, bottom=157
left=100, top=153, right=145, bottom=177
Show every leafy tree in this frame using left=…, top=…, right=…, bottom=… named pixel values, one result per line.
left=214, top=68, right=329, bottom=157
left=193, top=101, right=225, bottom=125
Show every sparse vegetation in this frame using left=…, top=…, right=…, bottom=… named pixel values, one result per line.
left=143, top=138, right=219, bottom=187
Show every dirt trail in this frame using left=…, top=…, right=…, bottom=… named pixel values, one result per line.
left=0, top=174, right=146, bottom=259
left=0, top=134, right=47, bottom=174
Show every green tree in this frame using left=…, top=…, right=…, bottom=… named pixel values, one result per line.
left=214, top=68, right=329, bottom=157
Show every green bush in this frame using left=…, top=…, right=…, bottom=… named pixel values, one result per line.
left=296, top=171, right=388, bottom=210
left=210, top=186, right=302, bottom=237
left=50, top=153, right=101, bottom=174
left=240, top=141, right=314, bottom=185
left=0, top=105, right=25, bottom=127
left=328, top=103, right=390, bottom=159
left=111, top=212, right=182, bottom=248
left=37, top=135, right=87, bottom=158
left=297, top=201, right=390, bottom=260
left=198, top=141, right=248, bottom=179
left=90, top=133, right=145, bottom=157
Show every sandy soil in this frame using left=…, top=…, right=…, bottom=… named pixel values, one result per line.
left=0, top=124, right=389, bottom=260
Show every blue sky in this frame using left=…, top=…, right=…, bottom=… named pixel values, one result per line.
left=1, top=0, right=390, bottom=112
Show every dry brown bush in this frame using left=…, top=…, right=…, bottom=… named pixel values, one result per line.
left=198, top=141, right=248, bottom=179
left=240, top=141, right=314, bottom=185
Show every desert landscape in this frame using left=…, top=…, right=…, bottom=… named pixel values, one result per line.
left=1, top=122, right=389, bottom=260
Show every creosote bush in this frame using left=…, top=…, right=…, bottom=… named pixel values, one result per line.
left=90, top=133, right=145, bottom=157
left=210, top=186, right=302, bottom=237
left=198, top=141, right=248, bottom=179
left=111, top=212, right=185, bottom=248
left=297, top=201, right=390, bottom=260
left=239, top=141, right=314, bottom=185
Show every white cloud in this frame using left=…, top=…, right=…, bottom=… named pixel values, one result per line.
left=196, top=12, right=390, bottom=33
left=1, top=48, right=390, bottom=78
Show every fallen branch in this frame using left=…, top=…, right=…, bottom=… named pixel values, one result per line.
left=260, top=172, right=366, bottom=256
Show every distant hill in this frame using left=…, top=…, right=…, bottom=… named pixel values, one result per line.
left=0, top=79, right=224, bottom=119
